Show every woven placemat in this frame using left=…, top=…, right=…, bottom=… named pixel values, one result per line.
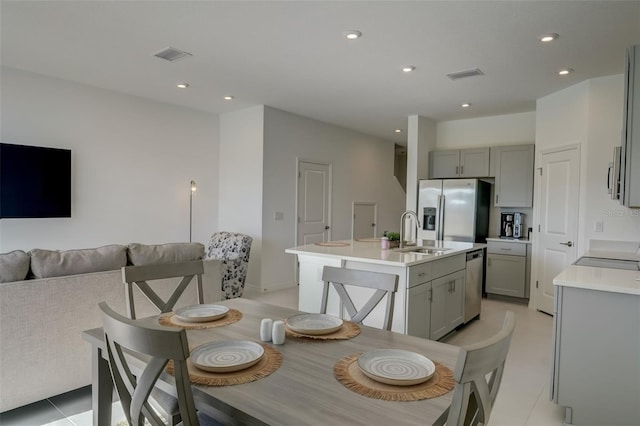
left=314, top=241, right=351, bottom=247
left=333, top=353, right=455, bottom=401
left=158, top=309, right=242, bottom=330
left=167, top=344, right=282, bottom=386
left=285, top=321, right=360, bottom=340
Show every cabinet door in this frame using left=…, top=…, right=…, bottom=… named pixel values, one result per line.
left=486, top=253, right=526, bottom=297
left=460, top=148, right=490, bottom=177
left=429, top=150, right=460, bottom=178
left=494, top=144, right=534, bottom=207
left=407, top=281, right=431, bottom=339
left=430, top=276, right=449, bottom=340
left=446, top=270, right=465, bottom=329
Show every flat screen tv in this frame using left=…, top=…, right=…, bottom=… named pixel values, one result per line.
left=0, top=143, right=71, bottom=218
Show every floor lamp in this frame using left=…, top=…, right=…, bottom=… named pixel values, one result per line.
left=189, top=180, right=196, bottom=242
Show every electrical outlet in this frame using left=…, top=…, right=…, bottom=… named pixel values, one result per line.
left=274, top=211, right=284, bottom=221
left=594, top=220, right=604, bottom=232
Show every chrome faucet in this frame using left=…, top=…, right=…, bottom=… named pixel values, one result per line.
left=400, top=210, right=421, bottom=248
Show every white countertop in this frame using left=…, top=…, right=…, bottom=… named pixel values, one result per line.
left=486, top=237, right=532, bottom=245
left=285, top=240, right=485, bottom=267
left=553, top=265, right=640, bottom=295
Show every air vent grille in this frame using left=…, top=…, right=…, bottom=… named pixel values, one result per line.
left=153, top=47, right=192, bottom=62
left=446, top=68, right=484, bottom=80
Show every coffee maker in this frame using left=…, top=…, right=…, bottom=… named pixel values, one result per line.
left=501, top=212, right=525, bottom=238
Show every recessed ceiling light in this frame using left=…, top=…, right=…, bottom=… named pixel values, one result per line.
left=223, top=95, right=234, bottom=100
left=345, top=30, right=362, bottom=40
left=539, top=33, right=559, bottom=43
left=461, top=103, right=471, bottom=108
left=558, top=68, right=574, bottom=76
left=395, top=129, right=402, bottom=133
left=176, top=83, right=189, bottom=89
left=402, top=66, right=416, bottom=73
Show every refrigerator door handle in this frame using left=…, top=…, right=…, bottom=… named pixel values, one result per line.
left=437, top=194, right=445, bottom=240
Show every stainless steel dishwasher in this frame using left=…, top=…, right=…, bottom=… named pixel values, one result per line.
left=464, top=249, right=483, bottom=323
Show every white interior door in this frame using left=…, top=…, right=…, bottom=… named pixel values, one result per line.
left=297, top=160, right=331, bottom=246
left=352, top=202, right=377, bottom=239
left=536, top=146, right=580, bottom=315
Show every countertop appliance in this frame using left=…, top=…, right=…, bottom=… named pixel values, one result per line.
left=465, top=249, right=484, bottom=323
left=500, top=212, right=525, bottom=238
left=418, top=179, right=490, bottom=243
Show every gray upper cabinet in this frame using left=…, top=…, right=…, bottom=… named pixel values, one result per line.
left=429, top=148, right=490, bottom=178
left=493, top=144, right=534, bottom=207
left=620, top=44, right=640, bottom=207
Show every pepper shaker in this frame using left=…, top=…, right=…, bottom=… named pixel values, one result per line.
left=272, top=320, right=285, bottom=345
left=260, top=318, right=273, bottom=342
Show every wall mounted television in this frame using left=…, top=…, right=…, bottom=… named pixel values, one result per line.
left=0, top=143, right=72, bottom=218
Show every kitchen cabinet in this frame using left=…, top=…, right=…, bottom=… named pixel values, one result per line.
left=430, top=269, right=465, bottom=341
left=486, top=239, right=530, bottom=299
left=552, top=284, right=640, bottom=425
left=620, top=44, right=640, bottom=207
left=492, top=144, right=534, bottom=207
left=429, top=148, right=490, bottom=178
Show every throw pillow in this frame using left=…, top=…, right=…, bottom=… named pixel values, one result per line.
left=0, top=250, right=30, bottom=283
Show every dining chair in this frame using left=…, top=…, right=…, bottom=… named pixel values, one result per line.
left=122, top=260, right=204, bottom=320
left=435, top=310, right=517, bottom=426
left=320, top=266, right=399, bottom=330
left=121, top=260, right=204, bottom=425
left=98, top=302, right=220, bottom=426
left=205, top=232, right=253, bottom=299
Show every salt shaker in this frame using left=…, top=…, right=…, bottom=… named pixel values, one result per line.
left=260, top=318, right=273, bottom=342
left=272, top=320, right=285, bottom=345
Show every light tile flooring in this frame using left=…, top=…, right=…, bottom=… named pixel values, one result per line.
left=0, top=288, right=565, bottom=426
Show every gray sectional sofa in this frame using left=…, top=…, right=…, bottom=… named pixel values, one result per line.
left=0, top=243, right=221, bottom=412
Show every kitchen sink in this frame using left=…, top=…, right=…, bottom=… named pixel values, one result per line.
left=395, top=246, right=451, bottom=255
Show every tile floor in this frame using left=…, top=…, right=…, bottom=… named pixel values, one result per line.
left=0, top=288, right=565, bottom=426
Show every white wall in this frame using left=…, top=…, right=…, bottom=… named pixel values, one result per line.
left=407, top=115, right=436, bottom=211
left=262, top=106, right=406, bottom=291
left=437, top=111, right=536, bottom=148
left=218, top=106, right=265, bottom=294
left=0, top=67, right=219, bottom=252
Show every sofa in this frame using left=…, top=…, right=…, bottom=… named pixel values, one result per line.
left=0, top=243, right=221, bottom=413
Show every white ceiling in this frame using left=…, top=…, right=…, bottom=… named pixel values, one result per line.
left=2, top=1, right=639, bottom=143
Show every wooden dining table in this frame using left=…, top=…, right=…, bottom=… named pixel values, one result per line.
left=82, top=298, right=461, bottom=425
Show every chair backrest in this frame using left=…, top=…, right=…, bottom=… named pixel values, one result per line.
left=122, top=260, right=204, bottom=319
left=205, top=232, right=253, bottom=299
left=98, top=302, right=198, bottom=426
left=320, top=266, right=399, bottom=330
left=445, top=310, right=516, bottom=426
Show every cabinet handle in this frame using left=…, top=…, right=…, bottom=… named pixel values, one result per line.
left=500, top=248, right=512, bottom=251
left=495, top=194, right=499, bottom=204
left=456, top=166, right=459, bottom=175
left=418, top=272, right=426, bottom=277
left=453, top=281, right=456, bottom=292
left=428, top=288, right=433, bottom=302
left=460, top=165, right=464, bottom=175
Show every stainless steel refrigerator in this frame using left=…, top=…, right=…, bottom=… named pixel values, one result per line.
left=417, top=179, right=490, bottom=243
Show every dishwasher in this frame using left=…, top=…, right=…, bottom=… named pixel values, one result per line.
left=464, top=249, right=484, bottom=323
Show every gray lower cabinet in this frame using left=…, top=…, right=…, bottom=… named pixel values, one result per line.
left=407, top=254, right=466, bottom=341
left=486, top=240, right=529, bottom=298
left=552, top=285, right=640, bottom=425
left=430, top=270, right=465, bottom=341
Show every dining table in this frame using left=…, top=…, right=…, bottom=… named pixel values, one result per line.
left=82, top=297, right=461, bottom=426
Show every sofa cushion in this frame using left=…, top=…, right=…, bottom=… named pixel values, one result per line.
left=0, top=250, right=30, bottom=283
left=127, top=243, right=204, bottom=266
left=29, top=245, right=127, bottom=279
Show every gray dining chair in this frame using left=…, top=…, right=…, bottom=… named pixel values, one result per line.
left=121, top=260, right=204, bottom=425
left=122, top=260, right=204, bottom=320
left=320, top=266, right=399, bottom=330
left=98, top=302, right=220, bottom=426
left=435, top=310, right=516, bottom=426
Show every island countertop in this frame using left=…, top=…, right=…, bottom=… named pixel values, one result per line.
left=285, top=239, right=485, bottom=266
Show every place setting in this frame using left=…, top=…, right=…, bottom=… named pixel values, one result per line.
left=284, top=313, right=360, bottom=340
left=333, top=349, right=455, bottom=401
left=158, top=303, right=243, bottom=330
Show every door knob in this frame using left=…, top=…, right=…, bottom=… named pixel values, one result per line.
left=560, top=241, right=573, bottom=247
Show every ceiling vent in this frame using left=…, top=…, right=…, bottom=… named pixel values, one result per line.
left=446, top=68, right=484, bottom=80
left=153, top=47, right=192, bottom=62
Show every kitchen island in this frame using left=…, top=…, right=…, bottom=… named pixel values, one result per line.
left=285, top=240, right=485, bottom=340
left=552, top=262, right=640, bottom=426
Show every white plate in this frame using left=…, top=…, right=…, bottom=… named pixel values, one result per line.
left=285, top=313, right=344, bottom=335
left=191, top=340, right=264, bottom=373
left=357, top=349, right=436, bottom=386
left=174, top=304, right=229, bottom=323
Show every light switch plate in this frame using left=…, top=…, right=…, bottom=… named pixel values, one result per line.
left=274, top=211, right=284, bottom=221
left=594, top=220, right=604, bottom=232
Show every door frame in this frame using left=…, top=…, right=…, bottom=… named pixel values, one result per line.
left=530, top=143, right=581, bottom=312
left=351, top=202, right=378, bottom=240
